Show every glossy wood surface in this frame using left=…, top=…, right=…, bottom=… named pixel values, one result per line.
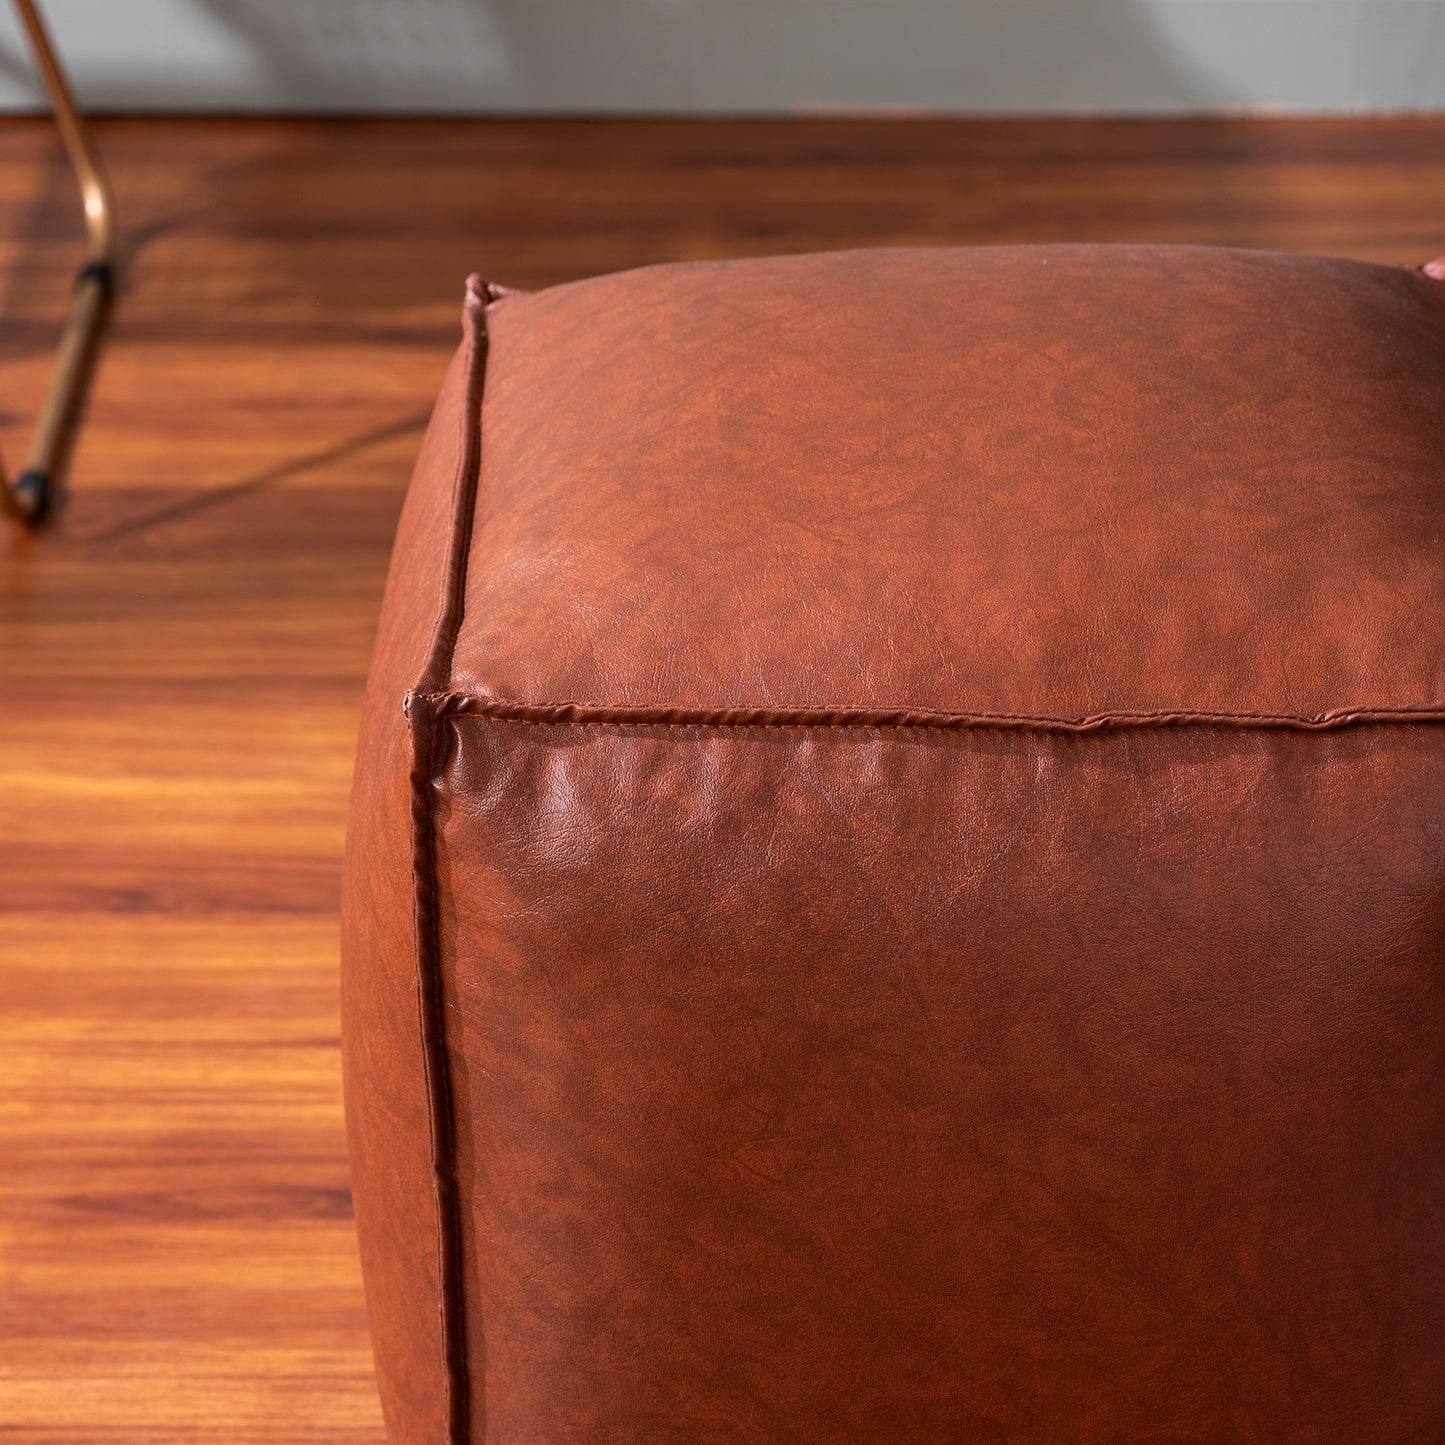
left=1, top=116, right=1444, bottom=1442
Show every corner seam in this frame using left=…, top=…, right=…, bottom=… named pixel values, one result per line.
left=418, top=692, right=1445, bottom=735
left=408, top=278, right=491, bottom=1445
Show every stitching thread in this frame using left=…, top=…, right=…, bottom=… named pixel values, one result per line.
left=417, top=691, right=1445, bottom=735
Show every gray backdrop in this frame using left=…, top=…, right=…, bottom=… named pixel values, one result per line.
left=1, top=0, right=1443, bottom=113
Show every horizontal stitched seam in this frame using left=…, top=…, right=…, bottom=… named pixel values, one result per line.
left=417, top=692, right=1445, bottom=734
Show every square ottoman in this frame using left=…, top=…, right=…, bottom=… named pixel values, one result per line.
left=342, top=245, right=1445, bottom=1443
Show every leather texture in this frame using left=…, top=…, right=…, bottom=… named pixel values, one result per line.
left=342, top=245, right=1445, bottom=1443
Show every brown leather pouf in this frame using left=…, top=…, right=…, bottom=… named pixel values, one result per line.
left=341, top=246, right=1445, bottom=1443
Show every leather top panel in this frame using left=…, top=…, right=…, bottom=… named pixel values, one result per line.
left=451, top=244, right=1445, bottom=722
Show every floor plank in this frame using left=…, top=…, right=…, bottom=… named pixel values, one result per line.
left=2, top=115, right=1444, bottom=1441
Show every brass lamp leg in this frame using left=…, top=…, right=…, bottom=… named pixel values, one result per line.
left=1, top=0, right=115, bottom=525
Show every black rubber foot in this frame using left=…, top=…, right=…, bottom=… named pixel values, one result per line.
left=12, top=469, right=50, bottom=524
left=75, top=259, right=114, bottom=299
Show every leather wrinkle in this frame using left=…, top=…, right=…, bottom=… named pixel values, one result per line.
left=407, top=274, right=493, bottom=1445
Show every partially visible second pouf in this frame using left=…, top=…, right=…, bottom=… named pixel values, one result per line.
left=342, top=246, right=1445, bottom=1443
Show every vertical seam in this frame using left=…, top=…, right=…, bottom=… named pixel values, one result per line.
left=408, top=274, right=491, bottom=1445
left=421, top=274, right=492, bottom=695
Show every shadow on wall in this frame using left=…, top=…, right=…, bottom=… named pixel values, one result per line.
left=189, top=0, right=514, bottom=110
left=187, top=0, right=1226, bottom=113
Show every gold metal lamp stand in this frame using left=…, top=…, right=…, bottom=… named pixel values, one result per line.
left=1, top=0, right=115, bottom=525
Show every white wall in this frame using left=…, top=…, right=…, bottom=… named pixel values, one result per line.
left=1, top=0, right=1443, bottom=114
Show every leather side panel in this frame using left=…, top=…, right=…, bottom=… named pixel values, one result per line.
left=340, top=321, right=479, bottom=1445
left=436, top=719, right=1445, bottom=1443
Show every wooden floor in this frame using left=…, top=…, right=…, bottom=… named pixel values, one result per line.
left=1, top=115, right=1444, bottom=1442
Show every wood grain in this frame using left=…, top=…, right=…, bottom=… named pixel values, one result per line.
left=1, top=115, right=1443, bottom=1442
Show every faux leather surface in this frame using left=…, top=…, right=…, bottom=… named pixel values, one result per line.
left=437, top=718, right=1445, bottom=1442
left=342, top=245, right=1445, bottom=1442
left=341, top=290, right=487, bottom=1445
left=458, top=245, right=1445, bottom=724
